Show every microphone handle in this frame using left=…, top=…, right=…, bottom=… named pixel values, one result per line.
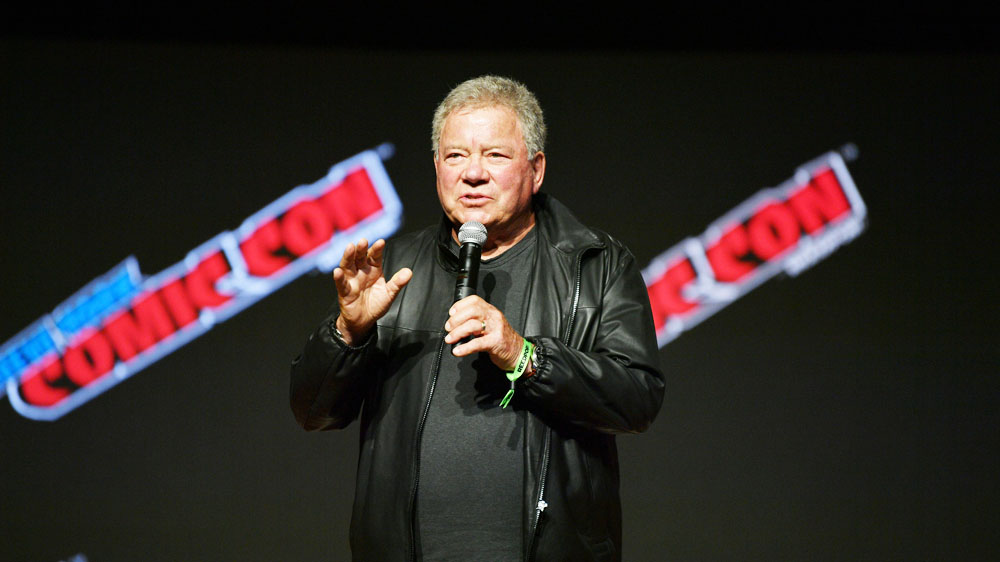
left=455, top=285, right=476, bottom=302
left=453, top=242, right=482, bottom=303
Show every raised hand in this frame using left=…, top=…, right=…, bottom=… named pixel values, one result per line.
left=332, top=238, right=412, bottom=345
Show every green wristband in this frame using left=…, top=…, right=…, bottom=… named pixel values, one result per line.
left=500, top=339, right=535, bottom=409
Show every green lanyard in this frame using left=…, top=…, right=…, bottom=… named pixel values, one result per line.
left=500, top=339, right=535, bottom=409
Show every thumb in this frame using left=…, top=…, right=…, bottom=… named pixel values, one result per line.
left=385, top=267, right=413, bottom=299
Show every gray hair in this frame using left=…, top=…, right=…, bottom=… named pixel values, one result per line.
left=431, top=75, right=547, bottom=158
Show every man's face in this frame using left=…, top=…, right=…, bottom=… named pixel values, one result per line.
left=434, top=105, right=545, bottom=239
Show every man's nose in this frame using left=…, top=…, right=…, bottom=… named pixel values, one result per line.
left=462, top=155, right=488, bottom=184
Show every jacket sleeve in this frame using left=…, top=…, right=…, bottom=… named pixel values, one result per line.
left=519, top=248, right=665, bottom=434
left=289, top=315, right=378, bottom=431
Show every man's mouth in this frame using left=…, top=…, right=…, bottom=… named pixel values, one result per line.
left=460, top=194, right=490, bottom=204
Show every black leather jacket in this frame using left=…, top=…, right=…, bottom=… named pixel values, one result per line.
left=290, top=194, right=665, bottom=561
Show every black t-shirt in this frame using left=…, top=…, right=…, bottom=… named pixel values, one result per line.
left=415, top=227, right=537, bottom=561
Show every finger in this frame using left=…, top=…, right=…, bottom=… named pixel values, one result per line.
left=366, top=239, right=386, bottom=278
left=354, top=239, right=370, bottom=270
left=446, top=304, right=489, bottom=334
left=445, top=318, right=487, bottom=345
left=447, top=296, right=487, bottom=325
left=459, top=326, right=523, bottom=370
left=332, top=267, right=350, bottom=297
left=451, top=329, right=488, bottom=356
left=367, top=239, right=386, bottom=267
left=339, top=242, right=357, bottom=272
left=450, top=294, right=485, bottom=311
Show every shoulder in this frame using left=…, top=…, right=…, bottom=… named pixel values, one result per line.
left=587, top=227, right=633, bottom=258
left=542, top=203, right=635, bottom=267
left=537, top=200, right=639, bottom=292
left=534, top=193, right=633, bottom=262
left=583, top=227, right=639, bottom=281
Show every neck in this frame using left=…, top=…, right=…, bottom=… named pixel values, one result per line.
left=452, top=212, right=536, bottom=259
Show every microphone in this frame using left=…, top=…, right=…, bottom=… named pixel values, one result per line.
left=454, top=221, right=487, bottom=303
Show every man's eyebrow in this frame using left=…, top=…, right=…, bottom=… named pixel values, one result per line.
left=484, top=143, right=516, bottom=151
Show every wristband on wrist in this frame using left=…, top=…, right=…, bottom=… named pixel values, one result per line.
left=500, top=339, right=535, bottom=409
left=330, top=318, right=369, bottom=349
left=333, top=325, right=346, bottom=341
left=527, top=344, right=539, bottom=378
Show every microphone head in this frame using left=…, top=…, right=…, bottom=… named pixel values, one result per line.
left=458, top=221, right=487, bottom=246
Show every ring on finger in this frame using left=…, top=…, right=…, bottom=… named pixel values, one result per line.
left=480, top=320, right=487, bottom=334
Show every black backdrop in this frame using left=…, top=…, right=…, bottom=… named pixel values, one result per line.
left=2, top=32, right=998, bottom=561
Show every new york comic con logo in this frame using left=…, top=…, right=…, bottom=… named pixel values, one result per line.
left=643, top=149, right=866, bottom=345
left=0, top=145, right=402, bottom=421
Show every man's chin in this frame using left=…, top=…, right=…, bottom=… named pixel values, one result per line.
left=451, top=212, right=492, bottom=229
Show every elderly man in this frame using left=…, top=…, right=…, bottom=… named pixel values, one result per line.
left=291, top=75, right=664, bottom=561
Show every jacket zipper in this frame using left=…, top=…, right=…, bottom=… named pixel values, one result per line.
left=409, top=337, right=446, bottom=562
left=525, top=249, right=587, bottom=561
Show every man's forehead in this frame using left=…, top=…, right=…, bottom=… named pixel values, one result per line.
left=448, top=103, right=519, bottom=125
left=441, top=104, right=523, bottom=142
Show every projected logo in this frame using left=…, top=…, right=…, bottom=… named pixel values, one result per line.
left=1, top=145, right=402, bottom=420
left=644, top=149, right=866, bottom=346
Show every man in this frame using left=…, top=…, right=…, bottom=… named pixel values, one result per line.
left=291, top=75, right=664, bottom=561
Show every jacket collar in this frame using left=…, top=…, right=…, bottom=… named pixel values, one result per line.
left=532, top=193, right=605, bottom=255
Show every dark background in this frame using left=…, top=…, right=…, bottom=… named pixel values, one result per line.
left=2, top=19, right=998, bottom=561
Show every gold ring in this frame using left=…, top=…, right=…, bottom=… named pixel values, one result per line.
left=481, top=320, right=487, bottom=333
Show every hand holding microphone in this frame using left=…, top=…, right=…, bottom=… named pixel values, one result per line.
left=445, top=221, right=526, bottom=372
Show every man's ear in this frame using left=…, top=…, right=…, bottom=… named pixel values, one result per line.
left=531, top=152, right=546, bottom=194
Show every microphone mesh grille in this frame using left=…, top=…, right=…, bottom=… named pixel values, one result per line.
left=458, top=221, right=487, bottom=245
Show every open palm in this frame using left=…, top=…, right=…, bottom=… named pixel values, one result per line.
left=333, top=238, right=412, bottom=344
